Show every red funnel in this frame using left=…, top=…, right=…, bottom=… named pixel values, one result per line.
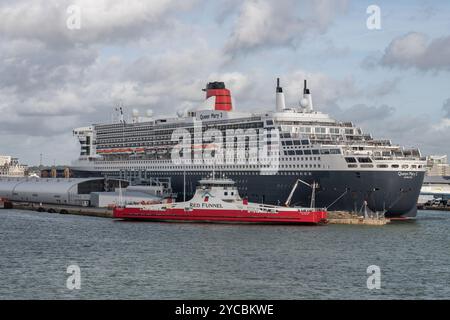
left=204, top=82, right=232, bottom=111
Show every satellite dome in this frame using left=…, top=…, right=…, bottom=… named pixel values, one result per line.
left=300, top=98, right=309, bottom=108
left=146, top=109, right=153, bottom=117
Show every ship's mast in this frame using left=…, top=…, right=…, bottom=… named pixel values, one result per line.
left=183, top=164, right=186, bottom=202
left=118, top=180, right=123, bottom=207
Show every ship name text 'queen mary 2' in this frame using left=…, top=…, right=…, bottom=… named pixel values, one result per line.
left=72, top=78, right=426, bottom=219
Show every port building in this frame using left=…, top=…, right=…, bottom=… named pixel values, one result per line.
left=0, top=177, right=129, bottom=206
left=420, top=176, right=450, bottom=202
left=0, top=155, right=27, bottom=177
left=426, top=155, right=450, bottom=176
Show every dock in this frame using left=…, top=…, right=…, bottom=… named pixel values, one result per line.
left=327, top=211, right=390, bottom=225
left=0, top=177, right=165, bottom=218
left=11, top=202, right=113, bottom=218
left=418, top=205, right=450, bottom=212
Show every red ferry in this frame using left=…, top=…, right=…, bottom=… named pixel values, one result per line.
left=113, top=177, right=327, bottom=225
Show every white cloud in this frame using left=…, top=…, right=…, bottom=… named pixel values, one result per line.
left=283, top=70, right=359, bottom=108
left=225, top=0, right=299, bottom=53
left=381, top=32, right=450, bottom=71
left=0, top=0, right=447, bottom=165
left=366, top=78, right=400, bottom=98
left=0, top=0, right=195, bottom=45
left=433, top=119, right=450, bottom=131
left=224, top=0, right=348, bottom=54
left=443, top=98, right=450, bottom=118
left=309, top=0, right=349, bottom=31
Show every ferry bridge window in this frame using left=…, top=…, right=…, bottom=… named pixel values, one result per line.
left=304, top=150, right=312, bottom=155
left=357, top=157, right=372, bottom=163
left=345, top=157, right=357, bottom=163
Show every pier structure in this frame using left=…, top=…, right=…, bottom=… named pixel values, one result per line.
left=11, top=202, right=113, bottom=218
left=327, top=211, right=390, bottom=225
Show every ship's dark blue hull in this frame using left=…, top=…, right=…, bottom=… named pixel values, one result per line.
left=73, top=169, right=425, bottom=218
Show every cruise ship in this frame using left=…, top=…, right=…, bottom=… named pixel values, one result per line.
left=71, top=79, right=426, bottom=218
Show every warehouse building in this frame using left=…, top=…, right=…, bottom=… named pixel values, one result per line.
left=0, top=177, right=129, bottom=206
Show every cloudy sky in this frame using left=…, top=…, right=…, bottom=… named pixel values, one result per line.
left=0, top=0, right=449, bottom=165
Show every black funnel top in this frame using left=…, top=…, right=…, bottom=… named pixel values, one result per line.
left=206, top=82, right=226, bottom=90
left=303, top=80, right=310, bottom=94
left=276, top=78, right=283, bottom=93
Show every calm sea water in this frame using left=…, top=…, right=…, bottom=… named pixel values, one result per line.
left=0, top=209, right=449, bottom=299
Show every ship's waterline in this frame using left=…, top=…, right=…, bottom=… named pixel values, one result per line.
left=72, top=168, right=424, bottom=218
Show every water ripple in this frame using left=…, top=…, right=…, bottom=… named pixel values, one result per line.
left=0, top=209, right=449, bottom=299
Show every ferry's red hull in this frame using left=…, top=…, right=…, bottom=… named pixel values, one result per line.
left=113, top=207, right=327, bottom=225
